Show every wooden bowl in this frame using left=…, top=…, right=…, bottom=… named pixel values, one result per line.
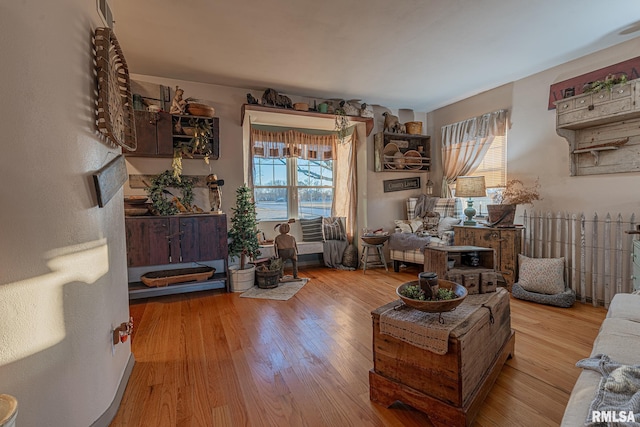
left=361, top=235, right=389, bottom=245
left=186, top=103, right=215, bottom=117
left=396, top=279, right=467, bottom=312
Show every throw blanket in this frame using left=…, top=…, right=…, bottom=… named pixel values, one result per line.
left=323, top=240, right=350, bottom=269
left=388, top=233, right=431, bottom=251
left=577, top=354, right=640, bottom=426
left=414, top=195, right=438, bottom=218
left=379, top=292, right=497, bottom=354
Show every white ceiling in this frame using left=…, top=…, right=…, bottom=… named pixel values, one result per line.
left=111, top=0, right=640, bottom=111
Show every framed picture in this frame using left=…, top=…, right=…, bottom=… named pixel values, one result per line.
left=383, top=177, right=421, bottom=193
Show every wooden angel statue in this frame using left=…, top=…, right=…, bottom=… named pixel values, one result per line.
left=169, top=86, right=187, bottom=115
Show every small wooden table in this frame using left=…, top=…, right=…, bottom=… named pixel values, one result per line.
left=370, top=288, right=515, bottom=426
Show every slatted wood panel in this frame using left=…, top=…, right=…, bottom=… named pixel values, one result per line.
left=524, top=211, right=636, bottom=307
left=110, top=266, right=606, bottom=427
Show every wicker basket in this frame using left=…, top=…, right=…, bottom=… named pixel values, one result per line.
left=405, top=121, right=423, bottom=135
left=256, top=270, right=280, bottom=289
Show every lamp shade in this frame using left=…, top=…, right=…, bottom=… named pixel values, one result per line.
left=455, top=176, right=486, bottom=198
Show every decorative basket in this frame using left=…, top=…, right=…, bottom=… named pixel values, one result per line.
left=487, top=204, right=516, bottom=227
left=141, top=266, right=215, bottom=288
left=186, top=103, right=215, bottom=117
left=256, top=270, right=280, bottom=289
left=293, top=102, right=309, bottom=111
left=405, top=121, right=423, bottom=135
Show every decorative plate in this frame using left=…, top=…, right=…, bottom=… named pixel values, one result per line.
left=95, top=27, right=137, bottom=150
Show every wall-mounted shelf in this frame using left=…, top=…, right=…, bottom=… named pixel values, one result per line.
left=241, top=104, right=374, bottom=136
left=373, top=132, right=431, bottom=172
left=554, top=78, right=640, bottom=176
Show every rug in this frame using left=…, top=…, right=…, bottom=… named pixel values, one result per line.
left=240, top=278, right=309, bottom=301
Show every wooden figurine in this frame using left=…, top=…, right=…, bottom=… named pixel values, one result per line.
left=206, top=174, right=224, bottom=213
left=169, top=86, right=187, bottom=115
left=383, top=112, right=400, bottom=132
left=274, top=223, right=298, bottom=279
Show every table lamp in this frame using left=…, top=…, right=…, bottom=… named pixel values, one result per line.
left=454, top=176, right=486, bottom=226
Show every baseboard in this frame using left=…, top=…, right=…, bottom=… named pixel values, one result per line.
left=90, top=352, right=135, bottom=427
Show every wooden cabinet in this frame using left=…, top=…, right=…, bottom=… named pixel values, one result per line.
left=171, top=114, right=220, bottom=160
left=453, top=226, right=523, bottom=289
left=124, top=214, right=229, bottom=298
left=124, top=111, right=220, bottom=160
left=424, top=246, right=497, bottom=295
left=374, top=132, right=430, bottom=172
left=554, top=78, right=640, bottom=176
left=124, top=111, right=173, bottom=156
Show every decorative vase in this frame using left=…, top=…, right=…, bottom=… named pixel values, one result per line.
left=486, top=204, right=516, bottom=227
left=229, top=264, right=256, bottom=292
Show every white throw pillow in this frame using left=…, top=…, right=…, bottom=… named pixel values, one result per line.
left=518, top=255, right=565, bottom=295
left=437, top=217, right=461, bottom=237
left=394, top=219, right=423, bottom=233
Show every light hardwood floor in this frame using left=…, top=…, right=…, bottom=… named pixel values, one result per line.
left=110, top=265, right=607, bottom=427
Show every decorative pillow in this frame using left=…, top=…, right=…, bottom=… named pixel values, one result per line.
left=422, top=212, right=441, bottom=236
left=437, top=217, right=461, bottom=237
left=518, top=255, right=565, bottom=295
left=299, top=217, right=323, bottom=242
left=394, top=219, right=423, bottom=233
left=322, top=216, right=346, bottom=240
left=433, top=198, right=458, bottom=218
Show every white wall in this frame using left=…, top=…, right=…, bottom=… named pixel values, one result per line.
left=429, top=37, right=640, bottom=222
left=0, top=2, right=131, bottom=426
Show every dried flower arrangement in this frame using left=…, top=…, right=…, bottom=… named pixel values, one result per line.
left=494, top=179, right=541, bottom=205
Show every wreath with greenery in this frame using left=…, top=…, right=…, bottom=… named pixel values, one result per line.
left=146, top=170, right=194, bottom=216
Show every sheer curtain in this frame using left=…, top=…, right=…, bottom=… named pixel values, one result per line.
left=441, top=109, right=508, bottom=196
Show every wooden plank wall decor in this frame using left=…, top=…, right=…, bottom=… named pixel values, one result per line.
left=523, top=210, right=637, bottom=308
left=93, top=154, right=127, bottom=207
left=548, top=56, right=640, bottom=109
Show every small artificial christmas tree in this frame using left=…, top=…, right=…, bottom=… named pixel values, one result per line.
left=228, top=184, right=261, bottom=270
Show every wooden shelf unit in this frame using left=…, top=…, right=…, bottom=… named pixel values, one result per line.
left=374, top=132, right=431, bottom=172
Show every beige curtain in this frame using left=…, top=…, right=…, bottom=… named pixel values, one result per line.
left=441, top=109, right=508, bottom=196
left=332, top=129, right=357, bottom=242
left=251, top=128, right=337, bottom=160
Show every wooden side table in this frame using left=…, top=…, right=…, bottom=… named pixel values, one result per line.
left=360, top=242, right=389, bottom=273
left=424, top=246, right=497, bottom=294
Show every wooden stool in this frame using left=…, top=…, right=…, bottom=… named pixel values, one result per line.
left=360, top=242, right=388, bottom=273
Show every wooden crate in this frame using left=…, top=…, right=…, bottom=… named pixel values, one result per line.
left=370, top=288, right=514, bottom=426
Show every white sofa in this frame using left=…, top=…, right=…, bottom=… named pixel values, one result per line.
left=561, top=292, right=640, bottom=426
left=389, top=196, right=461, bottom=271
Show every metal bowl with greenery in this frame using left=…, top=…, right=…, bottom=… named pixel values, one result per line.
left=396, top=279, right=467, bottom=313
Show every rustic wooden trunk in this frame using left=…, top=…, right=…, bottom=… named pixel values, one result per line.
left=370, top=288, right=514, bottom=427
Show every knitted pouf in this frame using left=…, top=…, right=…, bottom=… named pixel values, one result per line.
left=512, top=282, right=576, bottom=308
left=342, top=244, right=359, bottom=269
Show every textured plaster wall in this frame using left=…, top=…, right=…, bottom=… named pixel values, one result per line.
left=0, top=1, right=131, bottom=426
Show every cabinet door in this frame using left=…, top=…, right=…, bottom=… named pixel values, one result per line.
left=125, top=217, right=171, bottom=267
left=498, top=229, right=521, bottom=286
left=177, top=215, right=229, bottom=263
left=125, top=111, right=173, bottom=156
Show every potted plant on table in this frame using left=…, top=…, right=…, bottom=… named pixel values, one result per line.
left=228, top=184, right=261, bottom=292
left=487, top=179, right=541, bottom=227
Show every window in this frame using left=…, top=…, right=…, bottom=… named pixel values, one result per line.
left=456, top=132, right=507, bottom=217
left=473, top=132, right=506, bottom=216
left=253, top=156, right=334, bottom=220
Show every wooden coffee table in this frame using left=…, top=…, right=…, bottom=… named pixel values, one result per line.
left=369, top=288, right=514, bottom=427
